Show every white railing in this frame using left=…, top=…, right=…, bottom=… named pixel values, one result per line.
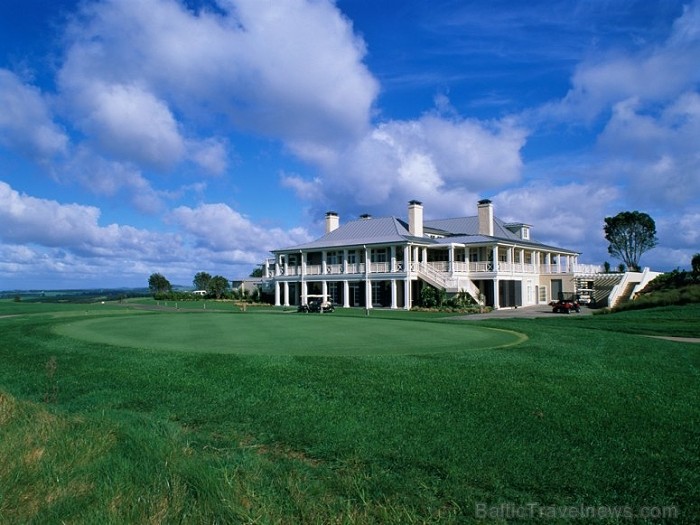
left=470, top=261, right=493, bottom=272
left=573, top=264, right=605, bottom=275
left=306, top=265, right=322, bottom=275
left=428, top=261, right=449, bottom=272
left=370, top=262, right=390, bottom=273
left=326, top=264, right=343, bottom=274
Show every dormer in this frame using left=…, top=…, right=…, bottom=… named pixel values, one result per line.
left=504, top=222, right=531, bottom=240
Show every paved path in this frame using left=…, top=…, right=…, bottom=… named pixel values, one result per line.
left=452, top=305, right=594, bottom=321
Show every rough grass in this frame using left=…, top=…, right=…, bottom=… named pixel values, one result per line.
left=0, top=302, right=698, bottom=523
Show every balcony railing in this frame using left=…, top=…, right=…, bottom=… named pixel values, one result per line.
left=270, top=259, right=582, bottom=277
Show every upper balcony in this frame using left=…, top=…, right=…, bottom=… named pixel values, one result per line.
left=268, top=260, right=590, bottom=278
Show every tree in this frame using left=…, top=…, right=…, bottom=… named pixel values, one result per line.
left=148, top=273, right=171, bottom=295
left=193, top=271, right=212, bottom=291
left=692, top=253, right=700, bottom=280
left=209, top=275, right=230, bottom=299
left=249, top=267, right=263, bottom=278
left=604, top=211, right=658, bottom=272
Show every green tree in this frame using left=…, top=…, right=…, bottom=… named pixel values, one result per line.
left=604, top=211, right=658, bottom=272
left=193, top=271, right=212, bottom=291
left=249, top=267, right=263, bottom=278
left=692, top=253, right=700, bottom=280
left=148, top=273, right=171, bottom=296
left=209, top=275, right=230, bottom=299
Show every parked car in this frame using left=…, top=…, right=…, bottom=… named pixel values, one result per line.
left=550, top=298, right=581, bottom=314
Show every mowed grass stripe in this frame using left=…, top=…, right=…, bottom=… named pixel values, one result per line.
left=54, top=312, right=524, bottom=355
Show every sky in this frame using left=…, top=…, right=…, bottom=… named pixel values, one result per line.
left=1, top=0, right=698, bottom=290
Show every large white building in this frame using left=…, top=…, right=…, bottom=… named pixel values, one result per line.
left=265, top=199, right=614, bottom=310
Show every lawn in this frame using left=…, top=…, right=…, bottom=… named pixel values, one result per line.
left=0, top=301, right=698, bottom=523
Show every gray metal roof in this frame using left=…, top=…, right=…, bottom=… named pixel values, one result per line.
left=424, top=216, right=521, bottom=240
left=274, top=214, right=577, bottom=254
left=276, top=217, right=432, bottom=252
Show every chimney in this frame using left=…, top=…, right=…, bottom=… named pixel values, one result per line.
left=478, top=199, right=494, bottom=236
left=325, top=211, right=339, bottom=233
left=408, top=200, right=424, bottom=237
left=359, top=213, right=372, bottom=220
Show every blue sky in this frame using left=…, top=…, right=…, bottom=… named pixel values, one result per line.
left=1, top=0, right=698, bottom=289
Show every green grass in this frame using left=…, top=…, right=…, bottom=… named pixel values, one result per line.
left=0, top=302, right=698, bottom=523
left=53, top=311, right=523, bottom=355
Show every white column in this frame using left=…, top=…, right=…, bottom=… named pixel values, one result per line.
left=274, top=281, right=281, bottom=306
left=403, top=245, right=409, bottom=273
left=546, top=253, right=551, bottom=274
left=365, top=279, right=373, bottom=309
left=343, top=249, right=349, bottom=274
left=404, top=277, right=411, bottom=310
left=412, top=246, right=418, bottom=271
left=343, top=280, right=350, bottom=307
left=301, top=252, right=307, bottom=276
left=264, top=259, right=270, bottom=278
left=322, top=280, right=328, bottom=301
left=390, top=246, right=396, bottom=272
left=283, top=282, right=289, bottom=307
left=390, top=279, right=397, bottom=309
left=322, top=250, right=327, bottom=274
left=283, top=255, right=288, bottom=276
left=492, top=246, right=499, bottom=272
left=301, top=281, right=308, bottom=305
left=448, top=245, right=454, bottom=274
left=520, top=249, right=525, bottom=272
left=493, top=279, right=500, bottom=309
left=421, top=247, right=427, bottom=267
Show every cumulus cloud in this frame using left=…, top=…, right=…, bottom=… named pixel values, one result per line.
left=57, top=0, right=377, bottom=155
left=287, top=109, right=527, bottom=218
left=0, top=69, right=68, bottom=161
left=0, top=180, right=177, bottom=258
left=544, top=1, right=700, bottom=122
left=169, top=203, right=311, bottom=256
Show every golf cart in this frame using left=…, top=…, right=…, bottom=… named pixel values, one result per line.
left=298, top=295, right=335, bottom=313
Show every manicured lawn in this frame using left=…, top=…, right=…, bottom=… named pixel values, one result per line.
left=0, top=302, right=698, bottom=523
left=53, top=311, right=524, bottom=355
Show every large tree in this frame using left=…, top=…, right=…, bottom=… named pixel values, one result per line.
left=209, top=275, right=230, bottom=299
left=193, top=271, right=212, bottom=291
left=604, top=211, right=658, bottom=272
left=148, top=273, right=172, bottom=295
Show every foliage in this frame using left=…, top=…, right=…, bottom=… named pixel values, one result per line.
left=193, top=271, right=212, bottom=291
left=603, top=261, right=611, bottom=273
left=419, top=284, right=438, bottom=308
left=603, top=211, right=658, bottom=271
left=692, top=253, right=700, bottom=279
left=209, top=275, right=230, bottom=299
left=0, top=305, right=698, bottom=522
left=249, top=267, right=264, bottom=278
left=148, top=272, right=172, bottom=296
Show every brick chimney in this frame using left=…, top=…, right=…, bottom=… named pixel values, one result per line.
left=478, top=199, right=494, bottom=236
left=325, top=211, right=339, bottom=233
left=408, top=200, right=424, bottom=237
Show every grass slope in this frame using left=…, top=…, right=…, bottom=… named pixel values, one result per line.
left=0, top=302, right=698, bottom=523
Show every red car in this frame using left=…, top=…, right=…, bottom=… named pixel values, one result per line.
left=550, top=299, right=581, bottom=314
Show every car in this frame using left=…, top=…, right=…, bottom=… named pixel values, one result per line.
left=550, top=298, right=581, bottom=314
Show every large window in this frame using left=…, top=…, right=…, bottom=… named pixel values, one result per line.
left=370, top=248, right=387, bottom=263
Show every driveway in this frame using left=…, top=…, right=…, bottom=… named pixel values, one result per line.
left=452, top=304, right=594, bottom=321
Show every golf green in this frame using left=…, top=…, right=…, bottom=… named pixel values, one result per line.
left=55, top=312, right=525, bottom=356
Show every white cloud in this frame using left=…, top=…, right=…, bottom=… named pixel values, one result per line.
left=169, top=203, right=311, bottom=255
left=77, top=82, right=186, bottom=169
left=289, top=110, right=527, bottom=218
left=0, top=69, right=68, bottom=161
left=544, top=1, right=700, bottom=123
left=58, top=0, right=378, bottom=154
left=0, top=180, right=176, bottom=258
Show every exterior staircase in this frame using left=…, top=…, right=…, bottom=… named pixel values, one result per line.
left=415, top=263, right=483, bottom=305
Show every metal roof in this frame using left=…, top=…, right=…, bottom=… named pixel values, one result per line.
left=274, top=214, right=577, bottom=254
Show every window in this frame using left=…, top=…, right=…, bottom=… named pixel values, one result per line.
left=371, top=249, right=387, bottom=263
